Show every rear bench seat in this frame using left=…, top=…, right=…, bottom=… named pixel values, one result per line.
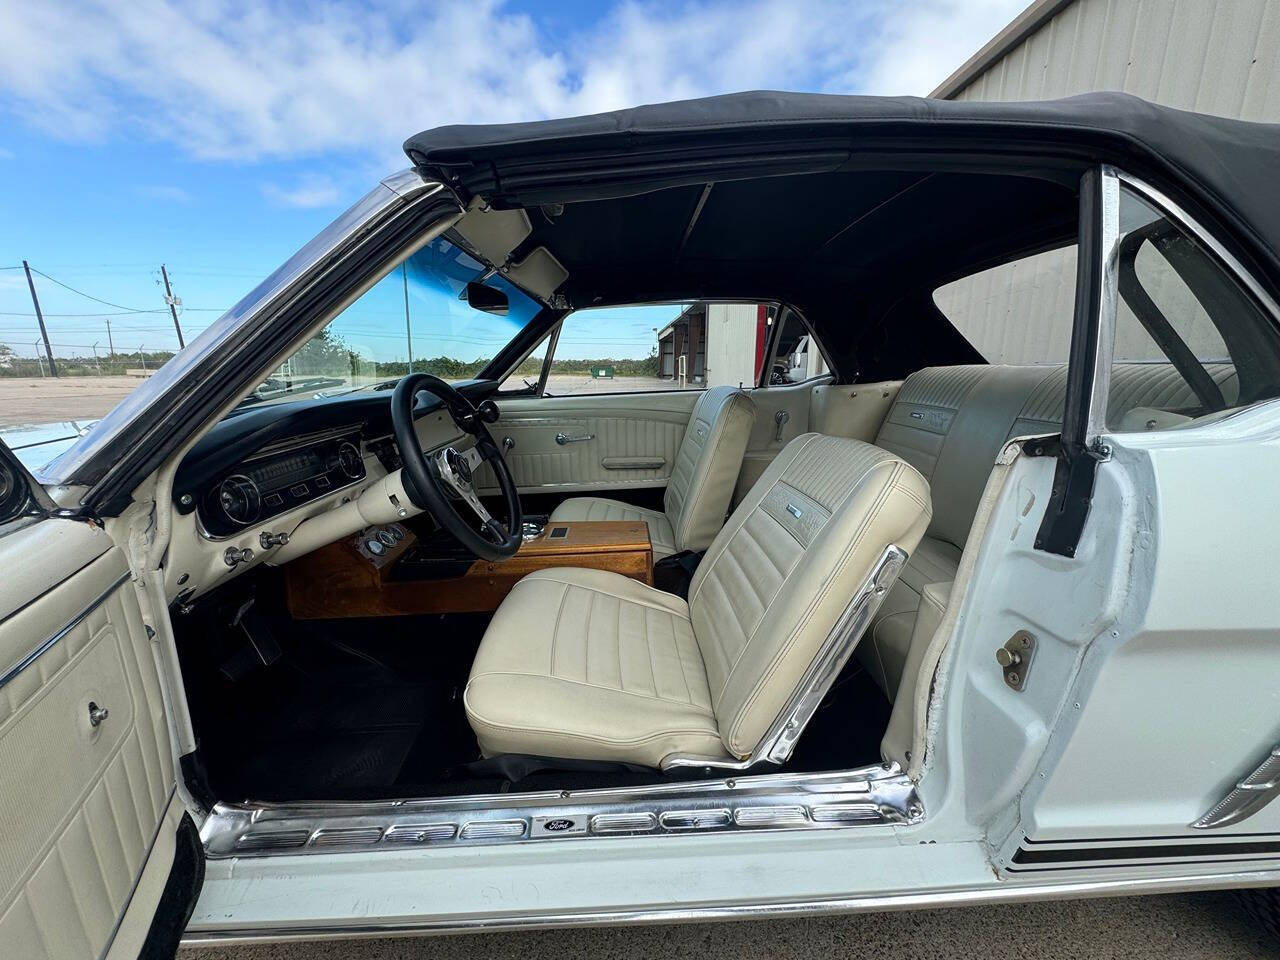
left=860, top=361, right=1238, bottom=705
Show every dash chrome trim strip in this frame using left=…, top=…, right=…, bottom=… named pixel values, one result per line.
left=0, top=569, right=130, bottom=690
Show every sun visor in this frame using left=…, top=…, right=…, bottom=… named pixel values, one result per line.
left=504, top=246, right=568, bottom=300
left=454, top=201, right=533, bottom=266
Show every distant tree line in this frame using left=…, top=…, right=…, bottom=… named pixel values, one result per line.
left=0, top=328, right=660, bottom=380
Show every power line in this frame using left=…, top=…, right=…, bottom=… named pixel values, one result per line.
left=28, top=267, right=161, bottom=313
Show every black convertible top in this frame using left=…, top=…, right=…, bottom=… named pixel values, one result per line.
left=407, top=91, right=1280, bottom=276
left=406, top=91, right=1280, bottom=380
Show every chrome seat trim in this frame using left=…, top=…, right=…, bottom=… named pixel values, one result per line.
left=661, top=544, right=909, bottom=773
left=199, top=763, right=921, bottom=859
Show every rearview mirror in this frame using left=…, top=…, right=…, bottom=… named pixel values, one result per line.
left=466, top=282, right=509, bottom=316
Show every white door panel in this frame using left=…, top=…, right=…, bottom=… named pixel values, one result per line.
left=809, top=380, right=902, bottom=442
left=475, top=392, right=698, bottom=494
left=732, top=379, right=817, bottom=505
left=0, top=519, right=179, bottom=959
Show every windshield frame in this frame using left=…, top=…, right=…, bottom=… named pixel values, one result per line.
left=39, top=170, right=459, bottom=502
left=233, top=232, right=548, bottom=410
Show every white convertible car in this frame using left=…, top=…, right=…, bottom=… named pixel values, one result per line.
left=4, top=91, right=1280, bottom=956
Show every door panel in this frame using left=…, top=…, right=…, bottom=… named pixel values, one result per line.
left=809, top=380, right=902, bottom=442
left=732, top=379, right=817, bottom=505
left=475, top=392, right=699, bottom=494
left=0, top=519, right=178, bottom=959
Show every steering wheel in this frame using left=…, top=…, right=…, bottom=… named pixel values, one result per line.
left=391, top=373, right=522, bottom=562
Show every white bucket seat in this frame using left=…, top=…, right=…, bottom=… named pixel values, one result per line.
left=464, top=434, right=931, bottom=768
left=548, top=385, right=756, bottom=560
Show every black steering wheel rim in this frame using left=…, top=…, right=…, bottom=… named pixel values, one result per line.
left=391, top=373, right=522, bottom=562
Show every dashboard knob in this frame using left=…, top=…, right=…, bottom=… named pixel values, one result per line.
left=476, top=399, right=500, bottom=424
left=259, top=530, right=291, bottom=549
left=224, top=546, right=255, bottom=568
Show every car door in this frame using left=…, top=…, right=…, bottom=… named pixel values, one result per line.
left=476, top=301, right=762, bottom=500
left=0, top=442, right=196, bottom=960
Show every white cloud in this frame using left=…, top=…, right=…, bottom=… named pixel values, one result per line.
left=0, top=0, right=1027, bottom=165
left=261, top=174, right=342, bottom=209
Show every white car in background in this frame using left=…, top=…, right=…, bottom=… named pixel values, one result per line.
left=3, top=91, right=1280, bottom=958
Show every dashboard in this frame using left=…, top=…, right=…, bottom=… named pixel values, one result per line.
left=167, top=381, right=498, bottom=604
left=196, top=428, right=369, bottom=538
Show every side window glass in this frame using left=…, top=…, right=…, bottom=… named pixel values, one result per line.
left=542, top=301, right=773, bottom=396
left=768, top=310, right=828, bottom=384
left=1107, top=185, right=1280, bottom=431
left=496, top=331, right=550, bottom=393
left=933, top=245, right=1078, bottom=365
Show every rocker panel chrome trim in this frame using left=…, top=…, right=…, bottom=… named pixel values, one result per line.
left=181, top=868, right=1280, bottom=947
left=201, top=763, right=920, bottom=858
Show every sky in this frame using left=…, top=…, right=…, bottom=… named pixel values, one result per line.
left=0, top=0, right=1029, bottom=361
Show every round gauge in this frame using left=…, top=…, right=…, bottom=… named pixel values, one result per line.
left=337, top=442, right=364, bottom=480
left=378, top=529, right=396, bottom=547
left=389, top=525, right=405, bottom=542
left=366, top=539, right=386, bottom=556
left=218, top=475, right=261, bottom=526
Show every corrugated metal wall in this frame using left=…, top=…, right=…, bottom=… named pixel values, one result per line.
left=934, top=0, right=1280, bottom=365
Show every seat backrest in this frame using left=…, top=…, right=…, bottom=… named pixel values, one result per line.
left=873, top=360, right=1239, bottom=550
left=663, top=385, right=756, bottom=553
left=687, top=434, right=931, bottom=759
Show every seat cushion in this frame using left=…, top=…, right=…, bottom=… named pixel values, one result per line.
left=548, top=497, right=677, bottom=559
left=859, top=536, right=961, bottom=697
left=463, top=567, right=728, bottom=767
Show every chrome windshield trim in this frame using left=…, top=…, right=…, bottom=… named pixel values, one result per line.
left=39, top=169, right=450, bottom=489
left=0, top=570, right=130, bottom=690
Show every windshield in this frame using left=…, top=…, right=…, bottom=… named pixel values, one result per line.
left=240, top=234, right=542, bottom=406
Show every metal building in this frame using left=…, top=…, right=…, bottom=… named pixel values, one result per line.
left=929, top=0, right=1280, bottom=365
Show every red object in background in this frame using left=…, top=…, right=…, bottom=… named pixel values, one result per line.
left=754, top=304, right=767, bottom=384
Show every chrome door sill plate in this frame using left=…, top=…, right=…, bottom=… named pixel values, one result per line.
left=201, top=763, right=921, bottom=858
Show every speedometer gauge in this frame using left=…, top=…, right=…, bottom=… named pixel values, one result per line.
left=218, top=475, right=261, bottom=526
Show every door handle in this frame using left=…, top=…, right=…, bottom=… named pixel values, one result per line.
left=555, top=432, right=595, bottom=445
left=773, top=409, right=790, bottom=442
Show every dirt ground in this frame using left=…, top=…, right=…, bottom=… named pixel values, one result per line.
left=0, top=374, right=705, bottom=429
left=0, top=376, right=142, bottom=427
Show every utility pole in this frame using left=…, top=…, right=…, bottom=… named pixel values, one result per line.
left=105, top=318, right=115, bottom=372
left=91, top=342, right=102, bottom=375
left=160, top=264, right=185, bottom=348
left=33, top=341, right=45, bottom=378
left=22, top=260, right=58, bottom=377
left=402, top=262, right=413, bottom=374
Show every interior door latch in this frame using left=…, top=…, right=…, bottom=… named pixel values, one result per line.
left=996, top=630, right=1035, bottom=691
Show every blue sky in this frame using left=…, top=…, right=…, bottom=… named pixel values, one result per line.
left=0, top=0, right=1026, bottom=360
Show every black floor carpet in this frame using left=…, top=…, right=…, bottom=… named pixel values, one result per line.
left=177, top=573, right=892, bottom=802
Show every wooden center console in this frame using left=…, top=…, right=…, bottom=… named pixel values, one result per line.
left=286, top=520, right=653, bottom=619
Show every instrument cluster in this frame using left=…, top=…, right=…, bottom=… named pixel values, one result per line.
left=198, top=431, right=367, bottom=538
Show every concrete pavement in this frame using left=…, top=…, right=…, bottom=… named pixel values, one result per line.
left=180, top=891, right=1272, bottom=959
